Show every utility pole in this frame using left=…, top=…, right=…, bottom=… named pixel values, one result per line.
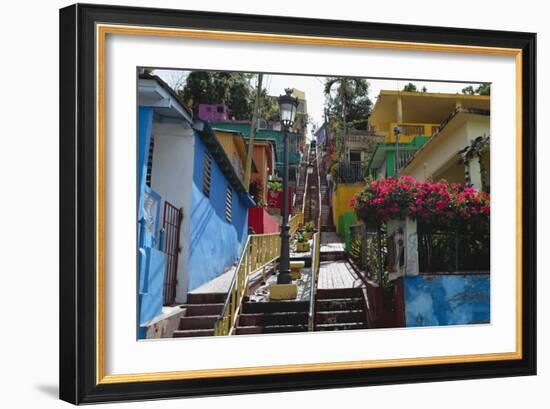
left=244, top=73, right=263, bottom=191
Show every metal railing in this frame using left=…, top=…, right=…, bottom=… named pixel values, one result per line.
left=301, top=144, right=312, bottom=215
left=349, top=224, right=387, bottom=284
left=395, top=150, right=417, bottom=173
left=417, top=229, right=490, bottom=273
left=384, top=122, right=440, bottom=143
left=214, top=233, right=280, bottom=336
left=308, top=145, right=323, bottom=331
left=337, top=161, right=364, bottom=183
left=308, top=231, right=321, bottom=331
left=289, top=212, right=304, bottom=236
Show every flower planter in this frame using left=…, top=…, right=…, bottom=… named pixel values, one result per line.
left=303, top=231, right=313, bottom=240
left=295, top=242, right=310, bottom=253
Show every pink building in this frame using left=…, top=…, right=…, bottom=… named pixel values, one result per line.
left=197, top=104, right=229, bottom=121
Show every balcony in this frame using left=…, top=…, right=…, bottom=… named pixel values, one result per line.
left=337, top=161, right=364, bottom=183
left=383, top=122, right=441, bottom=143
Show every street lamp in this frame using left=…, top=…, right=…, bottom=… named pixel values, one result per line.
left=277, top=88, right=299, bottom=284
left=393, top=125, right=400, bottom=177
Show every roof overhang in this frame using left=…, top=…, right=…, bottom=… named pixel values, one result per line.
left=138, top=77, right=193, bottom=124
left=369, top=90, right=490, bottom=129
left=400, top=110, right=490, bottom=174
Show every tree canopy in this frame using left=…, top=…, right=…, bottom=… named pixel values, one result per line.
left=402, top=83, right=427, bottom=93
left=324, top=77, right=372, bottom=123
left=402, top=82, right=417, bottom=92
left=180, top=71, right=255, bottom=120
left=461, top=84, right=491, bottom=96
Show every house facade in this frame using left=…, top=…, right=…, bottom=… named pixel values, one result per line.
left=366, top=90, right=490, bottom=180
left=210, top=121, right=302, bottom=184
left=137, top=75, right=254, bottom=338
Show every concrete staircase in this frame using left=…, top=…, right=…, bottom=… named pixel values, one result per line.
left=292, top=146, right=309, bottom=215
left=314, top=288, right=368, bottom=331
left=172, top=292, right=225, bottom=338
left=235, top=301, right=309, bottom=335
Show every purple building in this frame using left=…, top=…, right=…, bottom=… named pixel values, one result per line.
left=197, top=104, right=229, bottom=121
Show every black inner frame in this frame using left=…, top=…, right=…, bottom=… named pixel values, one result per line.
left=59, top=3, right=536, bottom=404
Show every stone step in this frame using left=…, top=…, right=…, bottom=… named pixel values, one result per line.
left=178, top=315, right=218, bottom=330
left=239, top=312, right=308, bottom=327
left=316, top=298, right=364, bottom=311
left=236, top=324, right=309, bottom=335
left=242, top=301, right=309, bottom=314
left=315, top=310, right=365, bottom=324
left=315, top=322, right=367, bottom=331
left=184, top=303, right=224, bottom=316
left=321, top=225, right=336, bottom=232
left=173, top=329, right=215, bottom=337
left=316, top=288, right=364, bottom=300
left=319, top=252, right=347, bottom=261
left=187, top=292, right=227, bottom=304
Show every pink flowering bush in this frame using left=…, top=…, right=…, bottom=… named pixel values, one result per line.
left=351, top=176, right=490, bottom=230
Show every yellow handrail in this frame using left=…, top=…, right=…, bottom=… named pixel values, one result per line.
left=214, top=233, right=281, bottom=336
left=308, top=231, right=321, bottom=331
left=301, top=143, right=312, bottom=215
left=289, top=212, right=303, bottom=236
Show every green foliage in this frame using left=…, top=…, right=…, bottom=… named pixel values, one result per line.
left=461, top=83, right=491, bottom=96
left=402, top=82, right=418, bottom=92
left=295, top=232, right=308, bottom=243
left=181, top=71, right=254, bottom=119
left=324, top=77, right=372, bottom=123
left=305, top=222, right=314, bottom=232
left=267, top=180, right=283, bottom=192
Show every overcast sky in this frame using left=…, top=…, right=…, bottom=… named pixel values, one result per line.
left=154, top=69, right=485, bottom=138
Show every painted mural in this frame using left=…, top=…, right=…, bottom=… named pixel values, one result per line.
left=404, top=275, right=490, bottom=327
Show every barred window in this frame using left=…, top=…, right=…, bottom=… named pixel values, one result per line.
left=203, top=154, right=212, bottom=197
left=225, top=187, right=232, bottom=223
left=145, top=136, right=154, bottom=187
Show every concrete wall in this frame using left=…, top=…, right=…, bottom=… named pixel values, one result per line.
left=404, top=274, right=490, bottom=327
left=332, top=183, right=364, bottom=249
left=248, top=207, right=279, bottom=234
left=403, top=114, right=489, bottom=182
left=188, top=135, right=249, bottom=291
left=150, top=122, right=195, bottom=303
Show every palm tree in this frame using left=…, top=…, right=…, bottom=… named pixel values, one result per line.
left=324, top=77, right=367, bottom=160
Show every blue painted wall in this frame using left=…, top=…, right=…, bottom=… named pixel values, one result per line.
left=404, top=274, right=490, bottom=327
left=137, top=107, right=167, bottom=338
left=187, top=134, right=249, bottom=291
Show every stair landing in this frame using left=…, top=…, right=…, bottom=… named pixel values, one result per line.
left=317, top=260, right=363, bottom=290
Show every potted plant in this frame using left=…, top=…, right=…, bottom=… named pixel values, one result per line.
left=295, top=233, right=311, bottom=253
left=303, top=221, right=315, bottom=239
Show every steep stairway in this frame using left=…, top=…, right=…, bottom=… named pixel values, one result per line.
left=172, top=292, right=225, bottom=338
left=292, top=145, right=309, bottom=215
left=236, top=301, right=309, bottom=335
left=314, top=288, right=368, bottom=331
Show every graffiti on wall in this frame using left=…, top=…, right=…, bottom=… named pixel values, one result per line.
left=404, top=274, right=490, bottom=327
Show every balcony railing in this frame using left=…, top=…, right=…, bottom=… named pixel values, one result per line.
left=384, top=122, right=440, bottom=143
left=337, top=161, right=364, bottom=183
left=395, top=150, right=417, bottom=173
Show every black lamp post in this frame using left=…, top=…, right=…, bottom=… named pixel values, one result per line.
left=277, top=88, right=299, bottom=284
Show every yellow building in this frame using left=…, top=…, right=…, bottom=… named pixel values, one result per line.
left=367, top=90, right=490, bottom=182
left=334, top=90, right=490, bottom=249
left=213, top=129, right=255, bottom=183
left=400, top=109, right=490, bottom=191
left=369, top=90, right=490, bottom=142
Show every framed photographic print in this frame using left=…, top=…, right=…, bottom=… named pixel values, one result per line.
left=59, top=3, right=536, bottom=404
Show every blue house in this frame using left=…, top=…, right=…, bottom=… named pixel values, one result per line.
left=137, top=74, right=254, bottom=338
